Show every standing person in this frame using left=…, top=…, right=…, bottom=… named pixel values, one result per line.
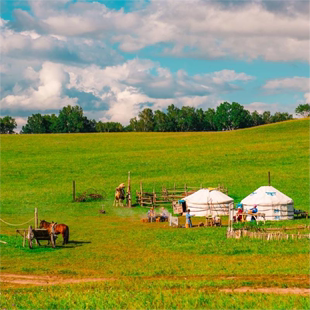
left=237, top=203, right=244, bottom=222
left=147, top=207, right=156, bottom=222
left=250, top=204, right=258, bottom=221
left=160, top=207, right=169, bottom=222
left=186, top=209, right=194, bottom=228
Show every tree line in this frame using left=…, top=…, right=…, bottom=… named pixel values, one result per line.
left=1, top=103, right=309, bottom=134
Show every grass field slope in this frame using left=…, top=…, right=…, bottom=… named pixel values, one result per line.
left=1, top=118, right=309, bottom=309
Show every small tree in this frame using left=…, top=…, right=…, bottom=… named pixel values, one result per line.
left=295, top=104, right=310, bottom=118
left=0, top=116, right=17, bottom=134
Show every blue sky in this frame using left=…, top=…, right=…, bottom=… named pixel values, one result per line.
left=1, top=0, right=309, bottom=128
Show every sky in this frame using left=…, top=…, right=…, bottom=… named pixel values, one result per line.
left=1, top=0, right=309, bottom=130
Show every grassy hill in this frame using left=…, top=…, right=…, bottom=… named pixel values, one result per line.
left=1, top=118, right=309, bottom=309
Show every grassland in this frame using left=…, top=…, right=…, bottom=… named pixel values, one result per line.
left=0, top=118, right=309, bottom=309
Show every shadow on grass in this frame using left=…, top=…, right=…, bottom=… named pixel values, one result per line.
left=58, top=240, right=92, bottom=248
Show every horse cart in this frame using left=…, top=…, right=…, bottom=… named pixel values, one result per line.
left=16, top=225, right=57, bottom=249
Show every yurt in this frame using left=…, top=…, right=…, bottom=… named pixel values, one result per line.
left=241, top=186, right=294, bottom=221
left=183, top=189, right=234, bottom=216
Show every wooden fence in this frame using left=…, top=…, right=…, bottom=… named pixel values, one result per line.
left=136, top=183, right=228, bottom=207
left=227, top=228, right=310, bottom=240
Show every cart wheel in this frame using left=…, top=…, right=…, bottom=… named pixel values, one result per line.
left=28, top=226, right=33, bottom=249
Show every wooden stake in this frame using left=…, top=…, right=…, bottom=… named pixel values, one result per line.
left=23, top=231, right=26, bottom=247
left=127, top=171, right=132, bottom=208
left=140, top=182, right=143, bottom=206
left=34, top=208, right=38, bottom=230
left=72, top=180, right=76, bottom=202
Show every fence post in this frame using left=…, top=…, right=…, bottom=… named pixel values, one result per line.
left=127, top=171, right=131, bottom=208
left=34, top=208, right=38, bottom=229
left=72, top=180, right=76, bottom=202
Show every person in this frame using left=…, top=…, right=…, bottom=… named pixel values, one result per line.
left=237, top=203, right=244, bottom=222
left=249, top=204, right=258, bottom=221
left=186, top=209, right=194, bottom=228
left=233, top=203, right=243, bottom=222
left=160, top=207, right=169, bottom=222
left=147, top=207, right=156, bottom=222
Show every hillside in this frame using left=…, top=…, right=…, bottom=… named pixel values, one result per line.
left=1, top=118, right=309, bottom=217
left=1, top=118, right=309, bottom=309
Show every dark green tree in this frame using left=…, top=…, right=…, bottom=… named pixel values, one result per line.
left=166, top=104, right=180, bottom=131
left=96, top=121, right=124, bottom=132
left=22, top=114, right=49, bottom=133
left=0, top=116, right=17, bottom=134
left=138, top=108, right=155, bottom=132
left=204, top=108, right=216, bottom=131
left=56, top=105, right=85, bottom=133
left=295, top=103, right=310, bottom=117
left=270, top=112, right=293, bottom=123
left=178, top=106, right=197, bottom=131
left=154, top=110, right=168, bottom=132
left=262, top=111, right=271, bottom=124
left=251, top=111, right=264, bottom=126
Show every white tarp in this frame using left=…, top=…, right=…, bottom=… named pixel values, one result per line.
left=241, top=186, right=294, bottom=221
left=183, top=189, right=234, bottom=216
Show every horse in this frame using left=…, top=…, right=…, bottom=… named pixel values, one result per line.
left=114, top=183, right=126, bottom=207
left=39, top=220, right=70, bottom=245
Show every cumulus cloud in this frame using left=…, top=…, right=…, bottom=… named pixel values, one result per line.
left=1, top=0, right=308, bottom=124
left=62, top=59, right=254, bottom=123
left=1, top=58, right=254, bottom=124
left=262, top=76, right=310, bottom=105
left=8, top=0, right=309, bottom=62
left=1, top=62, right=77, bottom=112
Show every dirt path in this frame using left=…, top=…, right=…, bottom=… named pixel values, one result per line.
left=1, top=273, right=309, bottom=296
left=0, top=273, right=114, bottom=286
left=221, top=287, right=310, bottom=296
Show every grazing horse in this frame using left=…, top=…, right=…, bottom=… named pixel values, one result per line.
left=114, top=183, right=126, bottom=207
left=39, top=220, right=69, bottom=245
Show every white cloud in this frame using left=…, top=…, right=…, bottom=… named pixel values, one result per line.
left=263, top=77, right=310, bottom=93
left=1, top=58, right=253, bottom=124
left=245, top=102, right=296, bottom=114
left=9, top=0, right=310, bottom=62
left=1, top=62, right=77, bottom=111
left=62, top=59, right=253, bottom=123
left=262, top=76, right=310, bottom=105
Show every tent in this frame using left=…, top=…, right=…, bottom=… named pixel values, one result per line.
left=183, top=189, right=234, bottom=216
left=241, top=186, right=294, bottom=221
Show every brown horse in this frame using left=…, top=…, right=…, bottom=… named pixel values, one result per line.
left=39, top=220, right=69, bottom=245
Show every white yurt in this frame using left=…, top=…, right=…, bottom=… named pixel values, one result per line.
left=183, top=189, right=234, bottom=216
left=241, top=186, right=294, bottom=221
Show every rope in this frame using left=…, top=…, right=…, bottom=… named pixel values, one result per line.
left=0, top=217, right=34, bottom=226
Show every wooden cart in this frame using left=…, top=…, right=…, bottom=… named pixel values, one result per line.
left=17, top=225, right=57, bottom=249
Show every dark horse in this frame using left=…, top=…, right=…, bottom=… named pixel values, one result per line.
left=39, top=220, right=69, bottom=245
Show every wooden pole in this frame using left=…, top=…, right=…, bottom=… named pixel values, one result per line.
left=153, top=186, right=156, bottom=206
left=34, top=208, right=38, bottom=230
left=127, top=171, right=131, bottom=208
left=72, top=180, right=76, bottom=202
left=23, top=231, right=26, bottom=247
left=268, top=172, right=271, bottom=186
left=140, top=181, right=143, bottom=206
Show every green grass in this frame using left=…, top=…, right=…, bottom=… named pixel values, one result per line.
left=2, top=280, right=310, bottom=310
left=0, top=119, right=309, bottom=309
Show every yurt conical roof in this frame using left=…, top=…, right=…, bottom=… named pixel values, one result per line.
left=183, top=189, right=233, bottom=204
left=241, top=186, right=293, bottom=206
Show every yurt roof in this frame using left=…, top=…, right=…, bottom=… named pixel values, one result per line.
left=241, top=186, right=293, bottom=206
left=183, top=189, right=233, bottom=204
